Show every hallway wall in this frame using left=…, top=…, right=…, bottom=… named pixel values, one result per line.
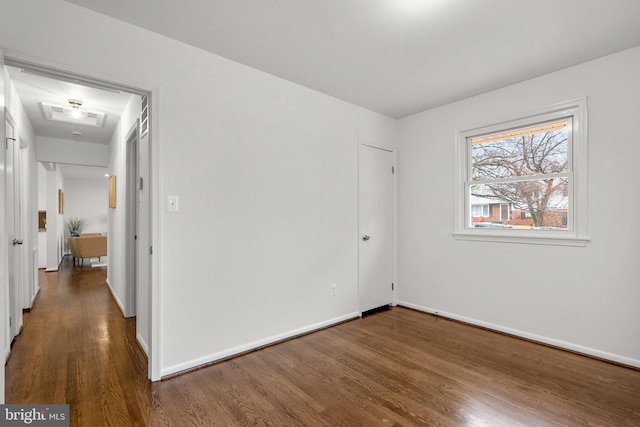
left=63, top=177, right=109, bottom=235
left=107, top=94, right=141, bottom=317
left=36, top=137, right=108, bottom=167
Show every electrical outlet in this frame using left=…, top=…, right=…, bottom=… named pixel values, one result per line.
left=330, top=283, right=337, bottom=296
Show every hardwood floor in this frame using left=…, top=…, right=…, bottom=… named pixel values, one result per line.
left=6, top=257, right=640, bottom=426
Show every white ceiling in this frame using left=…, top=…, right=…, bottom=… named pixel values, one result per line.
left=6, top=65, right=132, bottom=145
left=63, top=0, right=640, bottom=118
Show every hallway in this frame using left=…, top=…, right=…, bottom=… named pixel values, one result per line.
left=5, top=257, right=151, bottom=424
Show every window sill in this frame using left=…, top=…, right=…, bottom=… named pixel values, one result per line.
left=452, top=231, right=590, bottom=247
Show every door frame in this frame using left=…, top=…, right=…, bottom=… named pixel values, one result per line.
left=125, top=120, right=140, bottom=318
left=2, top=57, right=162, bottom=383
left=357, top=142, right=398, bottom=314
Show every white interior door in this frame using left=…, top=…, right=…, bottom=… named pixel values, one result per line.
left=6, top=114, right=23, bottom=340
left=359, top=144, right=394, bottom=313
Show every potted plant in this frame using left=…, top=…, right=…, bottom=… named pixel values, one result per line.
left=65, top=217, right=90, bottom=236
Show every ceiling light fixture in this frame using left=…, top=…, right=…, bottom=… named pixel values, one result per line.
left=62, top=98, right=88, bottom=120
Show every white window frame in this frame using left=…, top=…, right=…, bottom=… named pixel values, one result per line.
left=453, top=98, right=589, bottom=246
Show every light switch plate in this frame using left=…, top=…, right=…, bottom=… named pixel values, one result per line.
left=167, top=196, right=179, bottom=212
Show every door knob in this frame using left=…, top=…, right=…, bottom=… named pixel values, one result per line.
left=12, top=239, right=23, bottom=246
left=362, top=235, right=371, bottom=241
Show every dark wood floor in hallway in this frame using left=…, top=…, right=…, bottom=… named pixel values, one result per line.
left=6, top=257, right=640, bottom=426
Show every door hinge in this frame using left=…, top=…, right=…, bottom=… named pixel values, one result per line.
left=392, top=283, right=394, bottom=291
left=9, top=316, right=12, bottom=327
left=6, top=137, right=16, bottom=150
left=150, top=246, right=153, bottom=255
left=392, top=166, right=395, bottom=174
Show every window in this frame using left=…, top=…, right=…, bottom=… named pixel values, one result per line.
left=453, top=99, right=589, bottom=246
left=471, top=204, right=490, bottom=217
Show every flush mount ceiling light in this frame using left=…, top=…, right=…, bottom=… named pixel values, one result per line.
left=63, top=98, right=88, bottom=120
left=41, top=101, right=106, bottom=127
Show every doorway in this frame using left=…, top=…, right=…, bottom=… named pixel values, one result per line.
left=358, top=144, right=395, bottom=314
left=2, top=58, right=157, bottom=387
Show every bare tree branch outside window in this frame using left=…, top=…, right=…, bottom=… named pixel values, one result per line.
left=471, top=120, right=569, bottom=228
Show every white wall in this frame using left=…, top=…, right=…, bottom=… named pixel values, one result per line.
left=158, top=59, right=396, bottom=375
left=0, top=0, right=398, bottom=378
left=63, top=177, right=108, bottom=235
left=398, top=46, right=640, bottom=367
left=5, top=0, right=637, bottom=381
left=107, top=94, right=140, bottom=315
left=36, top=136, right=108, bottom=167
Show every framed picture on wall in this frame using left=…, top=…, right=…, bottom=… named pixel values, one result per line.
left=38, top=210, right=46, bottom=231
left=109, top=175, right=117, bottom=208
left=58, top=189, right=64, bottom=214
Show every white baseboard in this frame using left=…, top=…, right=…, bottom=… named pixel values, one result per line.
left=137, top=333, right=149, bottom=356
left=105, top=278, right=125, bottom=317
left=44, top=268, right=58, bottom=272
left=162, top=312, right=360, bottom=378
left=28, top=290, right=39, bottom=309
left=398, top=301, right=640, bottom=369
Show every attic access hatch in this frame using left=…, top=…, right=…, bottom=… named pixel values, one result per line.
left=40, top=101, right=106, bottom=127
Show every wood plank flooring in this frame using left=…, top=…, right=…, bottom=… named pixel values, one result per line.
left=6, top=256, right=640, bottom=426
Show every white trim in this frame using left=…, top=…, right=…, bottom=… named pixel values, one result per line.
left=454, top=98, right=589, bottom=246
left=149, top=91, right=162, bottom=381
left=161, top=312, right=359, bottom=378
left=124, top=121, right=139, bottom=318
left=398, top=301, right=640, bottom=369
left=105, top=278, right=126, bottom=317
left=137, top=333, right=149, bottom=357
left=452, top=231, right=590, bottom=247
